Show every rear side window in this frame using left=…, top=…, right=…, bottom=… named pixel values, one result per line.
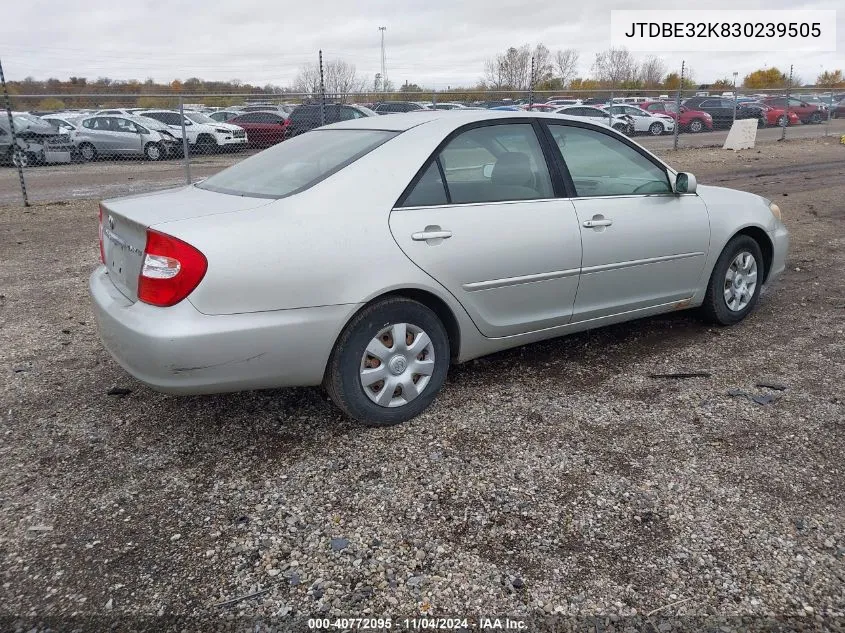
left=401, top=162, right=447, bottom=207
left=198, top=129, right=396, bottom=198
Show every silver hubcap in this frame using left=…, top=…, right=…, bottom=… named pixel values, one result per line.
left=691, top=121, right=702, bottom=132
left=82, top=145, right=94, bottom=160
left=650, top=123, right=662, bottom=135
left=147, top=145, right=160, bottom=160
left=724, top=251, right=758, bottom=312
left=360, top=322, right=435, bottom=408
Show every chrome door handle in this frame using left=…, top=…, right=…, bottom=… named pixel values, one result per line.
left=412, top=230, right=452, bottom=241
left=583, top=219, right=613, bottom=228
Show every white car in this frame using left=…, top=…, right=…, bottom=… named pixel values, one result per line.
left=553, top=105, right=633, bottom=134
left=137, top=110, right=247, bottom=153
left=602, top=104, right=676, bottom=136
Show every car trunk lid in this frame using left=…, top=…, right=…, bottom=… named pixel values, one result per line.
left=100, top=185, right=273, bottom=302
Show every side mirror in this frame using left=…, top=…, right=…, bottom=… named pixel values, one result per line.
left=482, top=163, right=494, bottom=178
left=675, top=172, right=697, bottom=194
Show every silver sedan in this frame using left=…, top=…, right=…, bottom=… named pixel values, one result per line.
left=90, top=111, right=789, bottom=425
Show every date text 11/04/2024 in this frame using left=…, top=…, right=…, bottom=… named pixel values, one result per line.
left=307, top=617, right=527, bottom=629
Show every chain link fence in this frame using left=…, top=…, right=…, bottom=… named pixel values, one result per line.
left=2, top=78, right=843, bottom=206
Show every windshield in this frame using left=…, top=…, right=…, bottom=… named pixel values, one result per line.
left=186, top=112, right=216, bottom=124
left=197, top=129, right=397, bottom=198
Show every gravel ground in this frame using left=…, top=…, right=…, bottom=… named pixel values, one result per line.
left=0, top=138, right=843, bottom=632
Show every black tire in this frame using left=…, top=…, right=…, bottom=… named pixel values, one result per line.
left=688, top=119, right=704, bottom=133
left=810, top=111, right=822, bottom=124
left=648, top=122, right=664, bottom=136
left=757, top=117, right=767, bottom=128
left=612, top=123, right=628, bottom=135
left=144, top=142, right=164, bottom=161
left=776, top=115, right=788, bottom=127
left=11, top=148, right=32, bottom=168
left=78, top=143, right=97, bottom=162
left=324, top=297, right=450, bottom=426
left=701, top=235, right=765, bottom=326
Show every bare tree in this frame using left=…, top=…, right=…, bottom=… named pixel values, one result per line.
left=532, top=44, right=554, bottom=85
left=639, top=56, right=666, bottom=88
left=293, top=59, right=366, bottom=100
left=554, top=49, right=579, bottom=87
left=483, top=58, right=506, bottom=90
left=592, top=47, right=638, bottom=86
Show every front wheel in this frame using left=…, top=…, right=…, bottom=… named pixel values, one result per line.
left=11, top=148, right=32, bottom=168
left=688, top=119, right=704, bottom=133
left=777, top=115, right=788, bottom=127
left=648, top=122, right=664, bottom=136
left=757, top=117, right=767, bottom=128
left=144, top=142, right=164, bottom=161
left=810, top=111, right=822, bottom=124
left=324, top=297, right=450, bottom=426
left=701, top=235, right=765, bottom=326
left=79, top=143, right=97, bottom=162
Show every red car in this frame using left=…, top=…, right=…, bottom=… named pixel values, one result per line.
left=761, top=97, right=825, bottom=124
left=738, top=102, right=801, bottom=127
left=640, top=100, right=714, bottom=133
left=227, top=111, right=289, bottom=147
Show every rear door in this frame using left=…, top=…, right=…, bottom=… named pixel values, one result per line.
left=545, top=122, right=710, bottom=321
left=389, top=121, right=582, bottom=337
left=111, top=118, right=144, bottom=155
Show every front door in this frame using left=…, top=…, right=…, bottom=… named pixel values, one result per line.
left=389, top=121, right=582, bottom=338
left=545, top=122, right=710, bottom=322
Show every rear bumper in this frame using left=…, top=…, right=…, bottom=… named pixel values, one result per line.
left=767, top=224, right=789, bottom=283
left=89, top=266, right=359, bottom=394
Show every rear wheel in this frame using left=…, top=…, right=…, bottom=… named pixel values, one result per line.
left=79, top=143, right=97, bottom=162
left=324, top=297, right=450, bottom=426
left=688, top=119, right=704, bottom=133
left=702, top=235, right=764, bottom=326
left=648, top=122, right=664, bottom=136
left=11, top=148, right=31, bottom=168
left=144, top=142, right=164, bottom=161
left=777, top=115, right=788, bottom=127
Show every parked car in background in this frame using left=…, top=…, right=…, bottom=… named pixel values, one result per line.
left=736, top=102, right=800, bottom=127
left=373, top=102, right=426, bottom=114
left=522, top=104, right=558, bottom=112
left=760, top=97, right=825, bottom=124
left=640, top=101, right=714, bottom=133
left=682, top=97, right=763, bottom=128
left=137, top=109, right=247, bottom=153
left=73, top=115, right=182, bottom=161
left=832, top=98, right=844, bottom=119
left=284, top=104, right=376, bottom=139
left=95, top=109, right=146, bottom=117
left=208, top=110, right=244, bottom=123
left=241, top=104, right=295, bottom=114
left=431, top=103, right=468, bottom=110
left=0, top=113, right=75, bottom=167
left=545, top=99, right=582, bottom=107
left=602, top=104, right=675, bottom=135
left=41, top=114, right=82, bottom=134
left=226, top=111, right=289, bottom=147
left=89, top=110, right=788, bottom=425
left=554, top=105, right=633, bottom=134
left=490, top=105, right=521, bottom=111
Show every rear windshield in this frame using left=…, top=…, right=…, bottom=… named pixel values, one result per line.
left=197, top=129, right=397, bottom=198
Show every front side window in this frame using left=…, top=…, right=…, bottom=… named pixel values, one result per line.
left=548, top=124, right=671, bottom=197
left=434, top=123, right=553, bottom=204
left=198, top=129, right=396, bottom=198
left=646, top=103, right=665, bottom=112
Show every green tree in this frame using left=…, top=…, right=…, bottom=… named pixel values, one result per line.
left=663, top=72, right=695, bottom=90
left=709, top=78, right=735, bottom=91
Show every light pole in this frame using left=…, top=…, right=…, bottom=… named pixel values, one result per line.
left=732, top=71, right=738, bottom=122
left=378, top=26, right=387, bottom=94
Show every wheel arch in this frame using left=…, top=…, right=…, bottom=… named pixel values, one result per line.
left=732, top=225, right=774, bottom=283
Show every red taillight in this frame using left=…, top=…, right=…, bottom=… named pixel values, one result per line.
left=98, top=204, right=105, bottom=264
left=137, top=229, right=207, bottom=307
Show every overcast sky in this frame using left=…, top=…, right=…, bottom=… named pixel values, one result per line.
left=2, top=0, right=842, bottom=90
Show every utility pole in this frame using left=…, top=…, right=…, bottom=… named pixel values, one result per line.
left=781, top=64, right=792, bottom=141
left=732, top=71, right=738, bottom=123
left=673, top=60, right=684, bottom=151
left=0, top=57, right=29, bottom=207
left=379, top=26, right=387, bottom=94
